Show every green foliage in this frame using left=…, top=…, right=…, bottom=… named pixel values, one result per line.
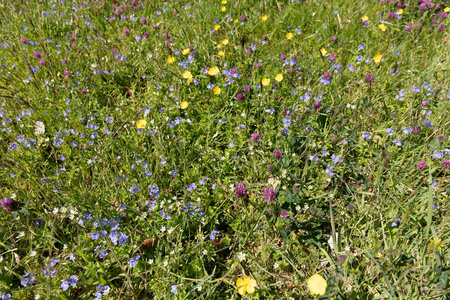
left=0, top=0, right=449, bottom=299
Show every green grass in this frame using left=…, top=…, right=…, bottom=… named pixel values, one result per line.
left=0, top=0, right=449, bottom=299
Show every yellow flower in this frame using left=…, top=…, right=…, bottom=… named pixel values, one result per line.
left=217, top=44, right=222, bottom=49
left=379, top=24, right=387, bottom=31
left=375, top=252, right=383, bottom=258
left=214, top=25, right=221, bottom=31
left=234, top=19, right=239, bottom=23
left=430, top=238, right=444, bottom=250
left=261, top=78, right=270, bottom=86
left=361, top=15, right=369, bottom=22
left=208, top=66, right=220, bottom=76
left=320, top=48, right=327, bottom=56
left=182, top=70, right=193, bottom=79
left=262, top=15, right=268, bottom=21
left=182, top=48, right=190, bottom=55
left=373, top=54, right=383, bottom=63
left=180, top=101, right=189, bottom=109
left=398, top=8, right=404, bottom=14
left=136, top=119, right=147, bottom=129
left=213, top=86, right=221, bottom=95
left=218, top=51, right=224, bottom=56
left=167, top=56, right=175, bottom=64
left=221, top=6, right=226, bottom=12
left=275, top=73, right=283, bottom=82
left=307, top=274, right=327, bottom=296
left=286, top=32, right=293, bottom=40
left=221, top=0, right=227, bottom=4
left=444, top=7, right=450, bottom=12
left=222, top=39, right=229, bottom=45
left=236, top=276, right=257, bottom=296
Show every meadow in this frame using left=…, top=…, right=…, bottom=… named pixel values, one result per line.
left=0, top=0, right=449, bottom=299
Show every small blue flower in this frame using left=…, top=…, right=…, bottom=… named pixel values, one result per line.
left=171, top=285, right=178, bottom=294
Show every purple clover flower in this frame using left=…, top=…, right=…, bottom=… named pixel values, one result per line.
left=235, top=184, right=247, bottom=198
left=263, top=187, right=277, bottom=203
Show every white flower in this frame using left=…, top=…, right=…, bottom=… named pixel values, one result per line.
left=34, top=120, right=46, bottom=136
left=202, top=249, right=208, bottom=255
left=273, top=262, right=279, bottom=269
left=163, top=260, right=168, bottom=267
left=53, top=207, right=59, bottom=214
left=168, top=227, right=174, bottom=234
left=0, top=256, right=3, bottom=262
left=17, top=231, right=25, bottom=238
left=237, top=252, right=246, bottom=262
left=30, top=251, right=37, bottom=257
left=148, top=259, right=154, bottom=265
left=160, top=226, right=166, bottom=232
left=197, top=285, right=202, bottom=291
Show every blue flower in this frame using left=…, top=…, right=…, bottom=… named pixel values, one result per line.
left=61, top=281, right=69, bottom=291
left=362, top=132, right=371, bottom=140
left=171, top=285, right=178, bottom=294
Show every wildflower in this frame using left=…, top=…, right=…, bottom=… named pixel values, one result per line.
left=280, top=210, right=289, bottom=218
left=443, top=160, right=450, bottom=168
left=136, top=119, right=147, bottom=129
left=33, top=51, right=42, bottom=59
left=171, top=285, right=177, bottom=294
left=286, top=32, right=293, bottom=39
left=445, top=7, right=450, bottom=13
left=180, top=101, right=189, bottom=109
left=320, top=48, right=327, bottom=56
left=313, top=101, right=322, bottom=111
left=365, top=73, right=373, bottom=83
left=218, top=51, right=224, bottom=56
left=430, top=238, right=444, bottom=250
left=222, top=39, right=229, bottom=45
left=275, top=73, right=283, bottom=82
left=221, top=6, right=226, bottom=12
left=262, top=15, right=268, bottom=21
left=307, top=274, right=327, bottom=296
left=379, top=24, right=387, bottom=31
left=213, top=86, right=221, bottom=95
left=236, top=276, right=257, bottom=296
left=361, top=15, right=369, bottom=22
left=415, top=160, right=426, bottom=171
left=236, top=93, right=244, bottom=101
left=208, top=66, right=219, bottom=76
left=182, top=70, right=193, bottom=79
left=263, top=187, right=277, bottom=203
left=182, top=48, right=190, bottom=55
left=261, top=78, right=270, bottom=86
left=323, top=72, right=331, bottom=80
left=373, top=54, right=383, bottom=63
left=274, top=149, right=283, bottom=159
left=214, top=25, right=220, bottom=31
left=251, top=133, right=261, bottom=142
left=167, top=56, right=175, bottom=64
left=235, top=184, right=247, bottom=198
left=1, top=198, right=19, bottom=212
left=237, top=252, right=246, bottom=261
